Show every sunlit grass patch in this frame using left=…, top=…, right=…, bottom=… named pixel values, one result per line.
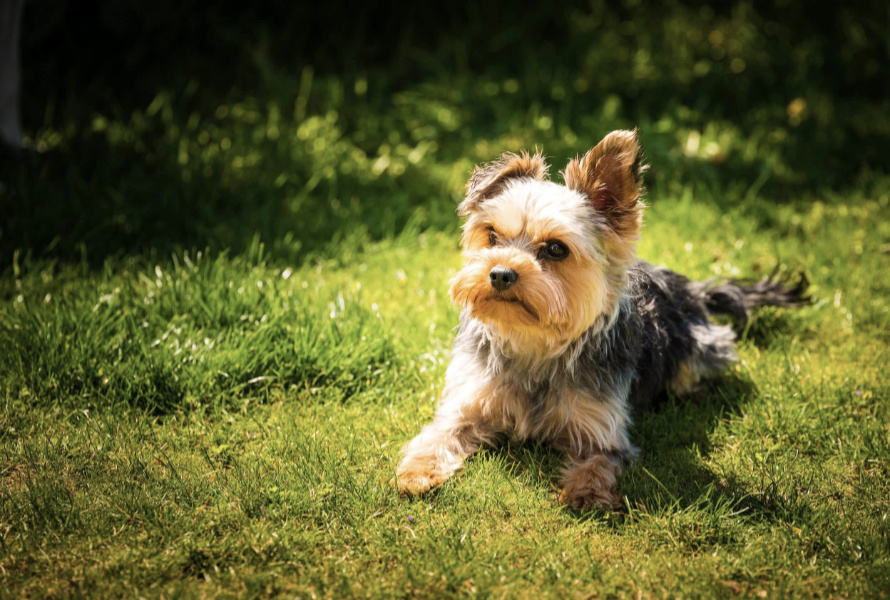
left=2, top=189, right=888, bottom=596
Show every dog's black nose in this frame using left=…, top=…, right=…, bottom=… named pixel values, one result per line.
left=489, top=266, right=518, bottom=291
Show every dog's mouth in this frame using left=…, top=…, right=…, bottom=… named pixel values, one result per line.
left=490, top=293, right=540, bottom=321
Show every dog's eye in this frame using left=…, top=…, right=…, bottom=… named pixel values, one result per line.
left=541, top=241, right=569, bottom=260
left=489, top=230, right=498, bottom=246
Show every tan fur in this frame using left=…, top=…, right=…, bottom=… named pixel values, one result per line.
left=668, top=322, right=737, bottom=395
left=397, top=131, right=648, bottom=509
left=559, top=454, right=623, bottom=509
left=668, top=361, right=701, bottom=396
left=458, top=150, right=548, bottom=216
left=563, top=130, right=645, bottom=324
left=562, top=129, right=645, bottom=242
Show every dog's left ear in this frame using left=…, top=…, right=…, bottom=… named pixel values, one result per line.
left=458, top=151, right=548, bottom=216
left=563, top=129, right=646, bottom=240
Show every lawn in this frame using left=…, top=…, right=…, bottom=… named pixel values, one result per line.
left=1, top=1, right=889, bottom=597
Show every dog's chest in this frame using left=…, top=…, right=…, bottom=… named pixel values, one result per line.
left=501, top=373, right=601, bottom=442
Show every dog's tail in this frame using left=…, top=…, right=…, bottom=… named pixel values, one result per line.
left=689, top=269, right=809, bottom=329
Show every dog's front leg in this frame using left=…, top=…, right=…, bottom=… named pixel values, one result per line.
left=396, top=420, right=488, bottom=496
left=396, top=369, right=503, bottom=496
left=547, top=391, right=634, bottom=510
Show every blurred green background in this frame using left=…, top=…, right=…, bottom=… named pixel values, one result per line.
left=3, top=0, right=888, bottom=267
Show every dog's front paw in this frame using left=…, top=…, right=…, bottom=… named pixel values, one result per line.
left=394, top=466, right=448, bottom=496
left=558, top=484, right=620, bottom=510
left=395, top=432, right=470, bottom=496
left=394, top=454, right=453, bottom=496
left=559, top=454, right=622, bottom=510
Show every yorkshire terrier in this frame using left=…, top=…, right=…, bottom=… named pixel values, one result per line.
left=396, top=130, right=805, bottom=509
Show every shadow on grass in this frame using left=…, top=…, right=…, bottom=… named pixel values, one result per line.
left=476, top=372, right=817, bottom=529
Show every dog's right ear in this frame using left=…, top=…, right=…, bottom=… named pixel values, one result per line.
left=458, top=151, right=548, bottom=216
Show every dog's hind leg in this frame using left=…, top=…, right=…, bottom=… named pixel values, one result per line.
left=668, top=323, right=738, bottom=395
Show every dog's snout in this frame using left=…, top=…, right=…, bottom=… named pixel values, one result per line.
left=489, top=266, right=518, bottom=291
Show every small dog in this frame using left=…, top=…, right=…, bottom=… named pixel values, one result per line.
left=396, top=130, right=805, bottom=509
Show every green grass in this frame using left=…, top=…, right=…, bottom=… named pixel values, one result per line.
left=2, top=1, right=890, bottom=597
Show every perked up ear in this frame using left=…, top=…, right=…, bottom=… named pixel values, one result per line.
left=458, top=151, right=548, bottom=216
left=562, top=129, right=646, bottom=240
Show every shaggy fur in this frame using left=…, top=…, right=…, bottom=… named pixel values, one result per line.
left=396, top=130, right=806, bottom=509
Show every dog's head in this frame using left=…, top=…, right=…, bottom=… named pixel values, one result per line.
left=449, top=130, right=646, bottom=352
